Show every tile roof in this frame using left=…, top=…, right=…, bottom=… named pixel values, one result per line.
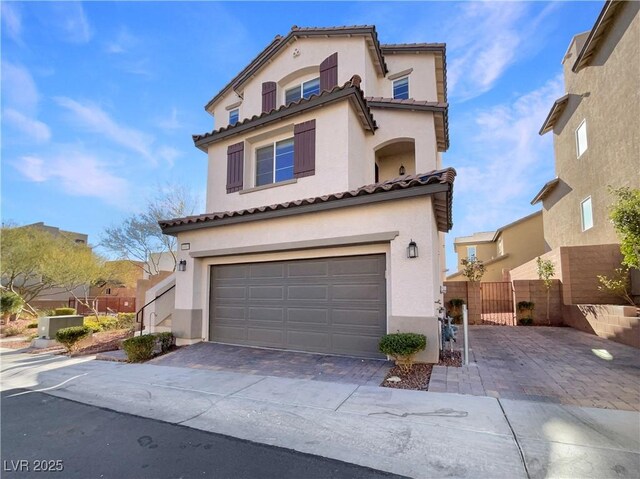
left=159, top=168, right=456, bottom=234
left=193, top=76, right=376, bottom=151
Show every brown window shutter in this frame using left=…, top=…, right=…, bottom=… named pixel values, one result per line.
left=226, top=142, right=244, bottom=193
left=262, top=81, right=277, bottom=113
left=294, top=120, right=316, bottom=178
left=319, top=52, right=338, bottom=91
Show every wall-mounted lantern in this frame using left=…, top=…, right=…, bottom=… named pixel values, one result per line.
left=178, top=260, right=187, bottom=272
left=407, top=239, right=418, bottom=258
left=399, top=164, right=406, bottom=176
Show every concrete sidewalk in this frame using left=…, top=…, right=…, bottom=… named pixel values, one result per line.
left=2, top=348, right=639, bottom=479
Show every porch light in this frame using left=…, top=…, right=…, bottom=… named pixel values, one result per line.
left=399, top=164, right=406, bottom=175
left=407, top=239, right=418, bottom=258
left=178, top=260, right=187, bottom=272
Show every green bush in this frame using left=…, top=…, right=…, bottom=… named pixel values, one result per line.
left=154, top=332, right=175, bottom=353
left=517, top=301, right=535, bottom=312
left=379, top=332, right=427, bottom=372
left=83, top=316, right=119, bottom=333
left=54, top=307, right=77, bottom=316
left=27, top=322, right=38, bottom=329
left=519, top=318, right=534, bottom=326
left=1, top=291, right=24, bottom=316
left=448, top=298, right=465, bottom=308
left=117, top=312, right=136, bottom=329
left=122, top=335, right=157, bottom=362
left=55, top=325, right=92, bottom=351
left=3, top=326, right=23, bottom=337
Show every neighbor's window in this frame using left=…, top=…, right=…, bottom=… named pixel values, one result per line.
left=229, top=109, right=239, bottom=126
left=285, top=77, right=320, bottom=105
left=255, top=138, right=294, bottom=186
left=467, top=246, right=477, bottom=260
left=393, top=76, right=409, bottom=100
left=576, top=119, right=588, bottom=158
left=581, top=196, right=593, bottom=231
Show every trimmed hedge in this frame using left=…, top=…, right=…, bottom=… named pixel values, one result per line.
left=155, top=332, right=175, bottom=353
left=54, top=307, right=77, bottom=316
left=517, top=301, right=535, bottom=312
left=379, top=332, right=426, bottom=372
left=122, top=335, right=157, bottom=362
left=56, top=325, right=92, bottom=351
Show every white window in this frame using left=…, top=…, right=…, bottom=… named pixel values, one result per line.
left=576, top=119, right=588, bottom=158
left=255, top=138, right=294, bottom=186
left=285, top=78, right=320, bottom=105
left=467, top=246, right=477, bottom=260
left=393, top=76, right=409, bottom=100
left=581, top=196, right=593, bottom=231
left=229, top=109, right=239, bottom=126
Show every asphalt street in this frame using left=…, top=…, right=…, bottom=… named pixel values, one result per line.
left=1, top=390, right=405, bottom=479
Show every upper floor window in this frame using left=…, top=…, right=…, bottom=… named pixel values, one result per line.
left=393, top=77, right=409, bottom=100
left=581, top=196, right=593, bottom=231
left=256, top=138, right=294, bottom=187
left=285, top=77, right=320, bottom=105
left=229, top=109, right=239, bottom=126
left=576, top=119, right=588, bottom=158
left=467, top=246, right=477, bottom=260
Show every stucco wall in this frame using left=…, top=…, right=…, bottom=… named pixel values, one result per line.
left=375, top=53, right=438, bottom=102
left=544, top=2, right=640, bottom=250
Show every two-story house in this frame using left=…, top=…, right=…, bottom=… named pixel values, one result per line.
left=160, top=26, right=454, bottom=362
left=447, top=211, right=545, bottom=282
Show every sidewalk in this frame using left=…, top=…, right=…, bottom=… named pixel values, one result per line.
left=2, top=348, right=639, bottom=479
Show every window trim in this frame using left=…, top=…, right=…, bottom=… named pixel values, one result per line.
left=392, top=76, right=409, bottom=100
left=466, top=245, right=477, bottom=260
left=229, top=108, right=239, bottom=126
left=580, top=196, right=593, bottom=231
left=575, top=119, right=588, bottom=158
left=285, top=77, right=320, bottom=105
left=255, top=137, right=295, bottom=187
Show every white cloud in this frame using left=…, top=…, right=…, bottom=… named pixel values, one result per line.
left=54, top=97, right=155, bottom=163
left=1, top=61, right=40, bottom=113
left=14, top=148, right=130, bottom=207
left=156, top=146, right=181, bottom=168
left=1, top=3, right=23, bottom=44
left=105, top=27, right=138, bottom=54
left=48, top=2, right=92, bottom=44
left=157, top=107, right=181, bottom=131
left=450, top=75, right=564, bottom=233
left=3, top=109, right=52, bottom=143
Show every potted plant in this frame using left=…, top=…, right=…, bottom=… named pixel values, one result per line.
left=517, top=301, right=535, bottom=326
left=447, top=298, right=465, bottom=324
left=378, top=332, right=427, bottom=372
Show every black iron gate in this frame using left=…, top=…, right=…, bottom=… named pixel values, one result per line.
left=480, top=282, right=516, bottom=325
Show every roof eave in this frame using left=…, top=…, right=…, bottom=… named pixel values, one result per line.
left=531, top=178, right=559, bottom=205
left=539, top=95, right=570, bottom=135
left=572, top=0, right=621, bottom=73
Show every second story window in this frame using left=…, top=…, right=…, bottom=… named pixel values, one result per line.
left=285, top=78, right=320, bottom=105
left=393, top=77, right=409, bottom=100
left=467, top=246, right=477, bottom=260
left=256, top=138, right=294, bottom=186
left=576, top=119, right=588, bottom=158
left=229, top=109, right=239, bottom=126
left=581, top=196, right=593, bottom=231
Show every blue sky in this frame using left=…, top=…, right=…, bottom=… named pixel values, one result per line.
left=1, top=1, right=603, bottom=273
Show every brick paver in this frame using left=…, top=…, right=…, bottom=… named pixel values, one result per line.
left=429, top=326, right=640, bottom=411
left=150, top=342, right=392, bottom=386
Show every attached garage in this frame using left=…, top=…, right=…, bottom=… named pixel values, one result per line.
left=209, top=254, right=386, bottom=358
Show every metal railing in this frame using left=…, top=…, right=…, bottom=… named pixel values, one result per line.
left=135, top=284, right=175, bottom=334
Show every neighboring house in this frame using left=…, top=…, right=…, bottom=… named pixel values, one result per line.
left=159, top=25, right=454, bottom=362
left=447, top=211, right=544, bottom=282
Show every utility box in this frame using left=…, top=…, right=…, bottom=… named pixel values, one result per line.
left=38, top=315, right=84, bottom=340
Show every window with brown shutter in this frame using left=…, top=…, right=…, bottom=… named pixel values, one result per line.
left=319, top=52, right=338, bottom=92
left=262, top=82, right=277, bottom=113
left=293, top=120, right=316, bottom=178
left=226, top=142, right=244, bottom=193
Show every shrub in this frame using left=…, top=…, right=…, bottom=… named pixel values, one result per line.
left=379, top=332, right=427, bottom=372
left=117, top=312, right=136, bottom=329
left=519, top=318, right=533, bottom=326
left=84, top=316, right=119, bottom=333
left=1, top=291, right=24, bottom=320
left=27, top=322, right=38, bottom=329
left=517, top=301, right=535, bottom=312
left=448, top=298, right=465, bottom=308
left=122, top=335, right=157, bottom=362
left=154, top=332, right=175, bottom=353
left=3, top=325, right=23, bottom=337
left=56, top=325, right=92, bottom=352
left=54, top=307, right=77, bottom=316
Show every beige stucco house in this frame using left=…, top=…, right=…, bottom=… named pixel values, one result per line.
left=447, top=211, right=544, bottom=282
left=159, top=26, right=454, bottom=362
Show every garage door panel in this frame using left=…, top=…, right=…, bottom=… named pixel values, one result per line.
left=288, top=285, right=329, bottom=300
left=249, top=286, right=284, bottom=300
left=210, top=254, right=386, bottom=358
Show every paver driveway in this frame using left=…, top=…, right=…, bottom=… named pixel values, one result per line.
left=429, top=326, right=640, bottom=411
left=150, top=342, right=391, bottom=386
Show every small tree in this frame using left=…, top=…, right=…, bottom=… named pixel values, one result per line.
left=597, top=266, right=635, bottom=306
left=609, top=187, right=640, bottom=269
left=461, top=257, right=485, bottom=282
left=536, top=257, right=555, bottom=323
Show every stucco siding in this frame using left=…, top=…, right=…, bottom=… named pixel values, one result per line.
left=377, top=53, right=438, bottom=102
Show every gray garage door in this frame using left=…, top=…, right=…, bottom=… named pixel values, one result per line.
left=209, top=254, right=386, bottom=358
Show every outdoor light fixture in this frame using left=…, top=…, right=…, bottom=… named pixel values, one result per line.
left=407, top=239, right=418, bottom=258
left=178, top=260, right=187, bottom=272
left=399, top=164, right=406, bottom=175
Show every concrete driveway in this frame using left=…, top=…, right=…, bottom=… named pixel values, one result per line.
left=430, top=326, right=640, bottom=411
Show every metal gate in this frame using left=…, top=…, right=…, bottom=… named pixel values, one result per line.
left=480, top=282, right=516, bottom=325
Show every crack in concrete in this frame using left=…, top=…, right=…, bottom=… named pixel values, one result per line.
left=368, top=408, right=469, bottom=418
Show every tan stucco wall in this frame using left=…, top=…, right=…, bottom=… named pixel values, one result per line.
left=173, top=196, right=444, bottom=361
left=544, top=2, right=640, bottom=250
left=375, top=53, right=438, bottom=102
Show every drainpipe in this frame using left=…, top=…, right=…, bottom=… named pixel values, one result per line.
left=463, top=304, right=469, bottom=365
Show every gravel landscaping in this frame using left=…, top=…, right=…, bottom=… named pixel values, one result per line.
left=381, top=350, right=462, bottom=391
